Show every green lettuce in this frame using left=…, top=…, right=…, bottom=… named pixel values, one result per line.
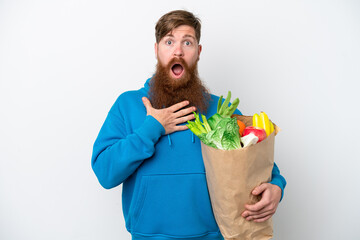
left=186, top=91, right=241, bottom=150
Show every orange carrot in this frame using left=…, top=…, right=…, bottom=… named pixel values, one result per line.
left=237, top=120, right=246, bottom=136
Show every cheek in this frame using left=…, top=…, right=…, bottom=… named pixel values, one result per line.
left=159, top=52, right=171, bottom=64
left=191, top=49, right=200, bottom=60
left=187, top=54, right=199, bottom=66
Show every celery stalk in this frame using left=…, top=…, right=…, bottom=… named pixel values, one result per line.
left=217, top=95, right=223, bottom=113
left=186, top=121, right=203, bottom=136
left=201, top=114, right=212, bottom=132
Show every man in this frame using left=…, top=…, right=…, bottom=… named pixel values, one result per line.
left=91, top=10, right=286, bottom=240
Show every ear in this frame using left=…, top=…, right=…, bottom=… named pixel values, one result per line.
left=154, top=43, right=158, bottom=59
left=198, top=44, right=202, bottom=59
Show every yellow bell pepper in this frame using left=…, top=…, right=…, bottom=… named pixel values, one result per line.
left=253, top=113, right=261, bottom=128
left=253, top=111, right=275, bottom=136
left=260, top=112, right=271, bottom=136
left=270, top=121, right=274, bottom=135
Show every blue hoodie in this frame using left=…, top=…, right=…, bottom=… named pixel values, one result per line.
left=91, top=77, right=286, bottom=240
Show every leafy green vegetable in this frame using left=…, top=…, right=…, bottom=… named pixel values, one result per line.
left=207, top=113, right=223, bottom=130
left=186, top=91, right=241, bottom=150
left=207, top=91, right=240, bottom=129
left=203, top=118, right=241, bottom=150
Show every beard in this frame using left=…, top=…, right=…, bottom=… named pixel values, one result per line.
left=148, top=57, right=210, bottom=114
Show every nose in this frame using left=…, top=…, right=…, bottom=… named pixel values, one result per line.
left=173, top=44, right=184, bottom=57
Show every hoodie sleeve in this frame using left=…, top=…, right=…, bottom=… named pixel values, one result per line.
left=91, top=97, right=165, bottom=189
left=270, top=162, right=287, bottom=201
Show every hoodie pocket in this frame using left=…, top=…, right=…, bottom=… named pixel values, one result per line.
left=131, top=173, right=219, bottom=237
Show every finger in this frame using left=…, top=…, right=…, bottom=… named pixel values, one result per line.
left=252, top=183, right=269, bottom=196
left=174, top=114, right=196, bottom=125
left=168, top=100, right=190, bottom=112
left=174, top=106, right=196, bottom=118
left=244, top=200, right=268, bottom=212
left=142, top=97, right=153, bottom=111
left=174, top=125, right=189, bottom=132
left=245, top=209, right=274, bottom=221
left=242, top=204, right=271, bottom=218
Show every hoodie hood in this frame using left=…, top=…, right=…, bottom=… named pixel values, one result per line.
left=142, top=77, right=152, bottom=95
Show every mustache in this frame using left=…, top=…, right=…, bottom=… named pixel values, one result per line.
left=166, top=57, right=188, bottom=69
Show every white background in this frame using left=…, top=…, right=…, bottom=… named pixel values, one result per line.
left=1, top=0, right=359, bottom=239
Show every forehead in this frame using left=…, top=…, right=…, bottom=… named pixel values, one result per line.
left=164, top=25, right=196, bottom=39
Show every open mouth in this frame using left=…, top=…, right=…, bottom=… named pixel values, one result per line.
left=171, top=63, right=184, bottom=78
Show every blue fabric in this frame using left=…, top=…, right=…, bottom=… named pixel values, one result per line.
left=91, top=77, right=286, bottom=239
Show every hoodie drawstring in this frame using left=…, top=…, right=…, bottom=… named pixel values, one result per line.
left=167, top=132, right=195, bottom=146
left=167, top=135, right=172, bottom=146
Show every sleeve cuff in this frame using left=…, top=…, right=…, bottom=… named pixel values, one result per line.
left=270, top=176, right=286, bottom=202
left=135, top=115, right=165, bottom=143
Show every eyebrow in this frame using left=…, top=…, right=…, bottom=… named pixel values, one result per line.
left=165, top=34, right=196, bottom=40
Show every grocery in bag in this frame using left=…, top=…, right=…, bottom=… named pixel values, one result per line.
left=187, top=92, right=280, bottom=240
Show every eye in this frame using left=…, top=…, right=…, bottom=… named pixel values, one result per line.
left=166, top=40, right=172, bottom=45
left=185, top=41, right=191, bottom=46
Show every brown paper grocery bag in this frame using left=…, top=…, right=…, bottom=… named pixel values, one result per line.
left=201, top=115, right=280, bottom=240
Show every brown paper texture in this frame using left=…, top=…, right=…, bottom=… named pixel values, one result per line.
left=201, top=115, right=280, bottom=240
